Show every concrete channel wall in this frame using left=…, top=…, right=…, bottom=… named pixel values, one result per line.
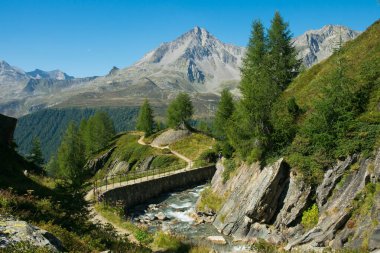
left=101, top=165, right=216, bottom=208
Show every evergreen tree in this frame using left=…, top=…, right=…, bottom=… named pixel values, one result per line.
left=267, top=11, right=300, bottom=91
left=80, top=111, right=116, bottom=155
left=214, top=89, right=235, bottom=140
left=136, top=99, right=154, bottom=136
left=57, top=122, right=86, bottom=187
left=28, top=137, right=44, bottom=166
left=45, top=154, right=59, bottom=178
left=227, top=20, right=272, bottom=161
left=167, top=93, right=194, bottom=128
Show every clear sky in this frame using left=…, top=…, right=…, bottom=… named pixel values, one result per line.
left=0, top=0, right=378, bottom=77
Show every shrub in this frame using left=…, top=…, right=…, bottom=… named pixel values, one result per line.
left=197, top=187, right=224, bottom=213
left=151, top=231, right=182, bottom=252
left=301, top=203, right=319, bottom=229
left=222, top=158, right=236, bottom=183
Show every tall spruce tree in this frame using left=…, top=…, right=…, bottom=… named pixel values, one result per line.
left=214, top=89, right=235, bottom=140
left=80, top=111, right=115, bottom=155
left=227, top=20, right=272, bottom=160
left=57, top=122, right=86, bottom=187
left=167, top=93, right=194, bottom=128
left=28, top=137, right=44, bottom=166
left=136, top=99, right=154, bottom=136
left=267, top=11, right=300, bottom=91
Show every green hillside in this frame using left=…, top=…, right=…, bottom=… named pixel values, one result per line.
left=273, top=20, right=380, bottom=182
left=14, top=107, right=139, bottom=161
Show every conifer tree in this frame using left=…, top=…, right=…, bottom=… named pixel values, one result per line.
left=214, top=89, right=234, bottom=140
left=28, top=137, right=44, bottom=166
left=136, top=99, right=154, bottom=136
left=267, top=11, right=300, bottom=91
left=167, top=93, right=194, bottom=128
left=57, top=122, right=86, bottom=187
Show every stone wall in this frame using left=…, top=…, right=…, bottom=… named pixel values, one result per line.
left=101, top=165, right=216, bottom=207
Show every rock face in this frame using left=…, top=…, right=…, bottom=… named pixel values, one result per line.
left=207, top=149, right=380, bottom=252
left=0, top=114, right=17, bottom=146
left=85, top=147, right=115, bottom=174
left=0, top=217, right=63, bottom=251
left=151, top=128, right=191, bottom=147
left=213, top=159, right=292, bottom=241
left=292, top=25, right=360, bottom=67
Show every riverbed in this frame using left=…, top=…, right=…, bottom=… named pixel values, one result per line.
left=126, top=184, right=252, bottom=252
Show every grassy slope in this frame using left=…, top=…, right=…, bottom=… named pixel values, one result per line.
left=94, top=132, right=186, bottom=180
left=169, top=133, right=216, bottom=161
left=284, top=20, right=380, bottom=115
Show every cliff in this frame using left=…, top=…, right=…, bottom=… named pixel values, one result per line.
left=200, top=150, right=380, bottom=251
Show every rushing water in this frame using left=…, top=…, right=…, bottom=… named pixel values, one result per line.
left=126, top=184, right=251, bottom=252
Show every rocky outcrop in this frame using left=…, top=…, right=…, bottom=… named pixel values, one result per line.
left=206, top=149, right=380, bottom=252
left=316, top=155, right=356, bottom=210
left=0, top=114, right=17, bottom=146
left=85, top=147, right=115, bottom=174
left=213, top=159, right=291, bottom=241
left=151, top=128, right=191, bottom=147
left=0, top=217, right=63, bottom=251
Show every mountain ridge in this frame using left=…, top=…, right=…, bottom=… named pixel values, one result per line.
left=0, top=24, right=360, bottom=117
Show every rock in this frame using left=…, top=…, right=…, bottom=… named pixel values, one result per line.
left=0, top=218, right=63, bottom=251
left=138, top=156, right=154, bottom=171
left=155, top=212, right=168, bottom=221
left=85, top=147, right=115, bottom=174
left=316, top=155, right=356, bottom=210
left=151, top=128, right=191, bottom=147
left=274, top=171, right=311, bottom=229
left=0, top=114, right=17, bottom=146
left=285, top=156, right=370, bottom=251
left=369, top=228, right=380, bottom=251
left=213, top=159, right=290, bottom=241
left=206, top=235, right=227, bottom=245
left=107, top=160, right=130, bottom=176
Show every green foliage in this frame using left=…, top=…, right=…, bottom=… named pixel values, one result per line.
left=213, top=89, right=234, bottom=139
left=251, top=239, right=279, bottom=253
left=80, top=111, right=116, bottom=156
left=136, top=99, right=155, bottom=136
left=197, top=187, right=224, bottom=213
left=267, top=11, right=300, bottom=91
left=27, top=137, right=44, bottom=166
left=222, top=158, right=236, bottom=183
left=0, top=241, right=53, bottom=253
left=227, top=13, right=299, bottom=161
left=194, top=149, right=218, bottom=167
left=167, top=93, right=194, bottom=128
left=301, top=203, right=319, bottom=229
left=56, top=122, right=86, bottom=187
left=151, top=231, right=182, bottom=252
left=14, top=107, right=139, bottom=161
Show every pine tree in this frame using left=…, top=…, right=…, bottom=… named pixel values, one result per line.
left=227, top=20, right=272, bottom=160
left=57, top=122, right=86, bottom=187
left=167, top=93, right=194, bottom=128
left=80, top=111, right=116, bottom=155
left=214, top=89, right=234, bottom=140
left=28, top=137, right=44, bottom=166
left=136, top=99, right=154, bottom=136
left=267, top=11, right=300, bottom=91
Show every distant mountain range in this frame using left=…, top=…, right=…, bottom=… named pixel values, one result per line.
left=0, top=24, right=360, bottom=118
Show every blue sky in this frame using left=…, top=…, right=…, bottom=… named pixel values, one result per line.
left=0, top=0, right=378, bottom=77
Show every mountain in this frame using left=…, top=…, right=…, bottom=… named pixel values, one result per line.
left=27, top=69, right=74, bottom=80
left=293, top=25, right=361, bottom=67
left=0, top=25, right=360, bottom=118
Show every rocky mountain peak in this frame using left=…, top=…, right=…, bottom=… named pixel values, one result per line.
left=293, top=24, right=360, bottom=67
left=27, top=69, right=74, bottom=80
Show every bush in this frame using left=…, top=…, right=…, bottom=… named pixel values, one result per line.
left=197, top=187, right=224, bottom=213
left=151, top=231, right=182, bottom=252
left=301, top=203, right=319, bottom=229
left=222, top=158, right=236, bottom=183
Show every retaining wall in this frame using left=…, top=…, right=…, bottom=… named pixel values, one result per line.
left=101, top=165, right=216, bottom=207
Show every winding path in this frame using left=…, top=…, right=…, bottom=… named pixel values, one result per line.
left=85, top=133, right=194, bottom=241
